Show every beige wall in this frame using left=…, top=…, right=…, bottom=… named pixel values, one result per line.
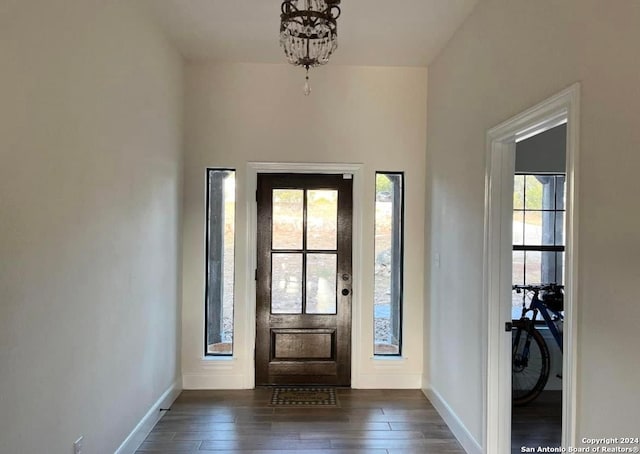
left=0, top=1, right=183, bottom=452
left=426, top=0, right=640, bottom=445
left=182, top=63, right=427, bottom=388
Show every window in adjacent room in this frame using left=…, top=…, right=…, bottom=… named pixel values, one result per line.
left=512, top=173, right=566, bottom=319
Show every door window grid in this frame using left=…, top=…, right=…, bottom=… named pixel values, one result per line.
left=270, top=189, right=338, bottom=315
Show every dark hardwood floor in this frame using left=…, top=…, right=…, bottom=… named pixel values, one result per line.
left=137, top=389, right=465, bottom=453
left=512, top=391, right=562, bottom=453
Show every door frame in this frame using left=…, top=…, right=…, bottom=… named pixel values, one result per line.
left=483, top=84, right=580, bottom=453
left=245, top=162, right=363, bottom=388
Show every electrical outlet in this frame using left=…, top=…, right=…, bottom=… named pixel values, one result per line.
left=73, top=436, right=83, bottom=454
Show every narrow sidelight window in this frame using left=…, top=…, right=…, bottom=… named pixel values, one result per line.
left=205, top=169, right=236, bottom=356
left=374, top=172, right=404, bottom=356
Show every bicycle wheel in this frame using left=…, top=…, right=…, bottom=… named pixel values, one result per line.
left=512, top=319, right=550, bottom=406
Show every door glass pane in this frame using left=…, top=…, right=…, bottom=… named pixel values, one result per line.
left=306, top=254, right=337, bottom=314
left=272, top=190, right=303, bottom=250
left=271, top=253, right=302, bottom=313
left=307, top=190, right=338, bottom=250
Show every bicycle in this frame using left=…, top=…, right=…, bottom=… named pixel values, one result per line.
left=511, top=283, right=564, bottom=406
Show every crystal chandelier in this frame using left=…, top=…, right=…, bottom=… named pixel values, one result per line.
left=280, top=0, right=341, bottom=95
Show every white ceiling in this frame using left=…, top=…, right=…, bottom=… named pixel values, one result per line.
left=139, top=0, right=479, bottom=67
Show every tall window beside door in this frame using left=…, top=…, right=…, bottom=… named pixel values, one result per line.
left=374, top=172, right=404, bottom=356
left=205, top=169, right=236, bottom=356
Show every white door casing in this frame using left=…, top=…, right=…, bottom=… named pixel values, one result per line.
left=245, top=162, right=364, bottom=389
left=483, top=84, right=580, bottom=453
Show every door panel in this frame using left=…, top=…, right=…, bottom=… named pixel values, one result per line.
left=256, top=173, right=352, bottom=386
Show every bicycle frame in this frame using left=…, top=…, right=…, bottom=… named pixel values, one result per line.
left=519, top=289, right=563, bottom=353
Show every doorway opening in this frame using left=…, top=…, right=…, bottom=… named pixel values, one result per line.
left=483, top=84, right=580, bottom=454
left=511, top=125, right=567, bottom=452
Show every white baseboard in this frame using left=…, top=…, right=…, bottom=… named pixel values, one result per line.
left=182, top=373, right=247, bottom=389
left=115, top=379, right=182, bottom=454
left=183, top=372, right=421, bottom=390
left=423, top=385, right=482, bottom=454
left=353, top=373, right=422, bottom=389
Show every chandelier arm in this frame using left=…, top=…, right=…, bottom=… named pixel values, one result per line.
left=280, top=16, right=306, bottom=30
left=281, top=10, right=338, bottom=27
left=282, top=31, right=336, bottom=40
left=281, top=1, right=300, bottom=15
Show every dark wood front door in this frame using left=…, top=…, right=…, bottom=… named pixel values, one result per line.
left=256, top=173, right=352, bottom=386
